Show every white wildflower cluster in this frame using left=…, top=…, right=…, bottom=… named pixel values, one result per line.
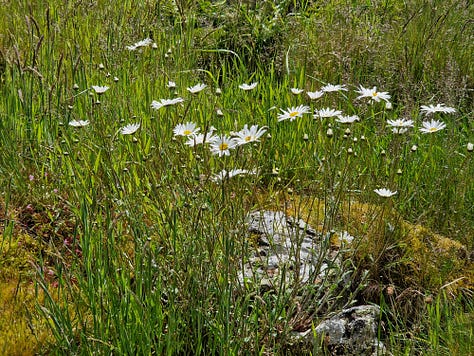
left=69, top=74, right=461, bottom=198
left=173, top=122, right=266, bottom=153
left=275, top=82, right=456, bottom=138
left=172, top=120, right=266, bottom=181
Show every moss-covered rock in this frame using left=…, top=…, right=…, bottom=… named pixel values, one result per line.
left=267, top=193, right=473, bottom=296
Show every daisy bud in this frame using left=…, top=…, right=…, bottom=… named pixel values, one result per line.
left=326, top=128, right=334, bottom=137
left=347, top=147, right=353, bottom=154
left=303, top=133, right=309, bottom=141
left=353, top=137, right=358, bottom=143
left=215, top=88, right=222, bottom=95
left=380, top=150, right=386, bottom=156
left=73, top=83, right=79, bottom=90
left=385, top=101, right=393, bottom=110
left=411, top=145, right=418, bottom=152
left=344, top=128, right=351, bottom=135
left=114, top=77, right=119, bottom=82
left=152, top=43, right=158, bottom=49
left=467, top=142, right=473, bottom=152
left=397, top=169, right=402, bottom=175
left=98, top=63, right=105, bottom=70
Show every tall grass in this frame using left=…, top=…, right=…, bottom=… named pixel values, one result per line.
left=0, top=0, right=473, bottom=354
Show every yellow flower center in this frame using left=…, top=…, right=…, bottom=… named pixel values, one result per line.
left=372, top=92, right=378, bottom=97
left=429, top=127, right=437, bottom=132
left=289, top=111, right=299, bottom=117
left=219, top=143, right=229, bottom=150
left=183, top=130, right=192, bottom=135
left=245, top=136, right=252, bottom=142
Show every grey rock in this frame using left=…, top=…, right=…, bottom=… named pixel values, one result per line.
left=312, top=305, right=387, bottom=355
left=240, top=210, right=338, bottom=286
left=240, top=211, right=389, bottom=354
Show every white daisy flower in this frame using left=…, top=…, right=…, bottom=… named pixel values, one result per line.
left=321, top=84, right=348, bottom=92
left=209, top=135, right=237, bottom=157
left=339, top=231, right=354, bottom=244
left=307, top=90, right=324, bottom=100
left=467, top=143, right=473, bottom=152
left=185, top=127, right=216, bottom=147
left=336, top=115, right=360, bottom=124
left=356, top=85, right=391, bottom=103
left=239, top=82, right=258, bottom=90
left=420, top=104, right=456, bottom=115
left=277, top=105, right=311, bottom=122
left=126, top=38, right=153, bottom=51
left=120, top=123, right=140, bottom=135
left=91, top=86, right=109, bottom=95
left=167, top=81, right=177, bottom=89
left=314, top=108, right=343, bottom=118
left=173, top=122, right=200, bottom=137
left=68, top=120, right=90, bottom=127
left=386, top=118, right=414, bottom=134
left=374, top=188, right=397, bottom=197
left=290, top=88, right=304, bottom=95
left=419, top=119, right=446, bottom=134
left=187, top=83, right=207, bottom=94
left=233, top=124, right=267, bottom=146
left=151, top=98, right=184, bottom=110
left=185, top=132, right=217, bottom=147
left=211, top=169, right=255, bottom=182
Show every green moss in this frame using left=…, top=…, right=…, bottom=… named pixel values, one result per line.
left=0, top=231, right=53, bottom=355
left=0, top=279, right=52, bottom=356
left=0, top=215, right=63, bottom=354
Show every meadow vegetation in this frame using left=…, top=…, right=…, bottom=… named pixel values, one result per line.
left=0, top=0, right=473, bottom=354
